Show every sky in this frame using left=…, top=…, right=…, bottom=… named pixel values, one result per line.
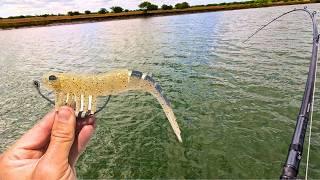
left=0, top=0, right=241, bottom=17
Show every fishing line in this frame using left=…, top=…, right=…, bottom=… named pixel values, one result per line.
left=305, top=54, right=317, bottom=179
left=244, top=7, right=319, bottom=179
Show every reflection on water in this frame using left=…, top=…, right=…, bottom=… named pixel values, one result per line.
left=1, top=3, right=320, bottom=178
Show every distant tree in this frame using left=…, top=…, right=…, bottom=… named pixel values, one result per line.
left=206, top=3, right=218, bottom=6
left=139, top=1, right=152, bottom=9
left=8, top=15, right=26, bottom=19
left=67, top=11, right=74, bottom=16
left=85, top=10, right=91, bottom=14
left=124, top=9, right=129, bottom=12
left=161, top=4, right=173, bottom=10
left=98, top=8, right=108, bottom=14
left=73, top=11, right=80, bottom=15
left=255, top=0, right=271, bottom=4
left=139, top=1, right=158, bottom=11
left=175, top=2, right=190, bottom=9
left=110, top=6, right=123, bottom=13
left=40, top=14, right=49, bottom=17
left=148, top=4, right=158, bottom=10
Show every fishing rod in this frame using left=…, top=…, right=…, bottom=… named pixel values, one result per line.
left=244, top=7, right=319, bottom=179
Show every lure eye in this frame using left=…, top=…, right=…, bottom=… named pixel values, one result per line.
left=49, top=75, right=57, bottom=81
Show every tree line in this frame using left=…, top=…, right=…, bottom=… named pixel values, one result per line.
left=5, top=1, right=191, bottom=19
left=3, top=0, right=320, bottom=19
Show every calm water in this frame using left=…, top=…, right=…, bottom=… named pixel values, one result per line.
left=1, top=4, right=320, bottom=178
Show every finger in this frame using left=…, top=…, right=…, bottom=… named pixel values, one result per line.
left=8, top=110, right=56, bottom=159
left=14, top=110, right=55, bottom=149
left=44, top=106, right=76, bottom=164
left=69, top=116, right=96, bottom=166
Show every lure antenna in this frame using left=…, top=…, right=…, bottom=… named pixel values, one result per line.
left=33, top=80, right=111, bottom=115
left=244, top=7, right=319, bottom=179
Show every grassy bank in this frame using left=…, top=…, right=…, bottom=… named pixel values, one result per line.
left=0, top=0, right=318, bottom=29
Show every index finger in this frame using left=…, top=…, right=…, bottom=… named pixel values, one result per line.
left=13, top=110, right=56, bottom=150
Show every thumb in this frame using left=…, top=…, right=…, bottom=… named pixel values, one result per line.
left=44, top=106, right=76, bottom=164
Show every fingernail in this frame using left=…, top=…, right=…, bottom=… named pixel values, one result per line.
left=58, top=107, right=73, bottom=122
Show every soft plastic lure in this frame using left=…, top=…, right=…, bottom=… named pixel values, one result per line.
left=35, top=69, right=182, bottom=142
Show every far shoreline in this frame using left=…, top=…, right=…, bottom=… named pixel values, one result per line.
left=0, top=1, right=318, bottom=30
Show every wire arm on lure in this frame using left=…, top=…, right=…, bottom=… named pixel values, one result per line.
left=33, top=80, right=112, bottom=115
left=244, top=7, right=320, bottom=179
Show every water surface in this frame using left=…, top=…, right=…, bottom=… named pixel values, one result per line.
left=1, top=3, right=320, bottom=178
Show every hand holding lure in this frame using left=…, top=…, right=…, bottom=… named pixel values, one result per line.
left=245, top=7, right=319, bottom=179
left=34, top=69, right=182, bottom=142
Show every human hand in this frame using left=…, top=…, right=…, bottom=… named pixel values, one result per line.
left=0, top=106, right=96, bottom=180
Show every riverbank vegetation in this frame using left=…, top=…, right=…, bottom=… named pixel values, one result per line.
left=0, top=0, right=319, bottom=29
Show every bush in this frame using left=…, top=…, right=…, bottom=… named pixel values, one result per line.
left=98, top=8, right=108, bottom=14
left=124, top=9, right=129, bottom=12
left=85, top=10, right=91, bottom=14
left=175, top=2, right=190, bottom=9
left=110, top=6, right=123, bottom=13
left=162, top=4, right=173, bottom=10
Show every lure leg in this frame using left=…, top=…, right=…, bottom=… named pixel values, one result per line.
left=88, top=95, right=93, bottom=114
left=78, top=94, right=87, bottom=118
left=82, top=94, right=89, bottom=118
left=91, top=96, right=97, bottom=115
left=65, top=93, right=71, bottom=105
left=75, top=94, right=80, bottom=116
left=55, top=91, right=65, bottom=109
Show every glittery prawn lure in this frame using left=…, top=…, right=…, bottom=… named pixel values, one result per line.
left=33, top=69, right=182, bottom=142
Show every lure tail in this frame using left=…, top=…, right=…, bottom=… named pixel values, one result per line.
left=128, top=70, right=182, bottom=142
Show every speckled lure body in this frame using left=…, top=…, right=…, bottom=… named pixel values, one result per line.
left=42, top=69, right=182, bottom=142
